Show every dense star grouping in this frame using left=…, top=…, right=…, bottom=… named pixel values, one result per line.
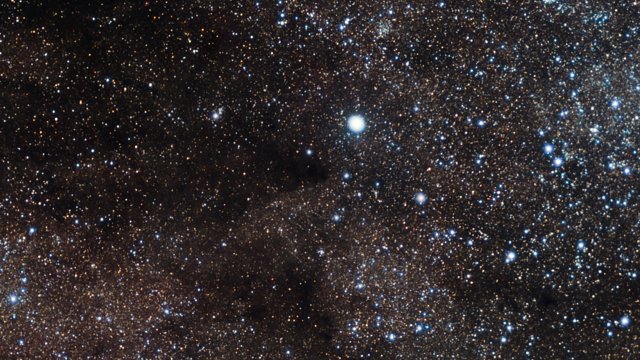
left=1, top=0, right=640, bottom=358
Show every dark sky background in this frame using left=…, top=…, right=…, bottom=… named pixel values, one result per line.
left=1, top=0, right=639, bottom=358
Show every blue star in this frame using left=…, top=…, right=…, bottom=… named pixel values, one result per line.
left=610, top=98, right=621, bottom=110
left=8, top=293, right=19, bottom=305
left=620, top=315, right=631, bottom=328
left=552, top=157, right=564, bottom=168
left=577, top=240, right=586, bottom=251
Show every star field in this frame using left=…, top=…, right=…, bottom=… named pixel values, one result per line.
left=1, top=0, right=640, bottom=358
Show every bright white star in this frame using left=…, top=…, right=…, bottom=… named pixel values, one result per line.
left=347, top=115, right=366, bottom=133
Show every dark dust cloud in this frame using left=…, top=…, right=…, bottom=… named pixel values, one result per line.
left=1, top=0, right=639, bottom=358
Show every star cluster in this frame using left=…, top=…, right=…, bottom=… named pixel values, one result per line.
left=1, top=0, right=639, bottom=358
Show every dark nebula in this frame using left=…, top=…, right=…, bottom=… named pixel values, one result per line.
left=1, top=0, right=639, bottom=358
